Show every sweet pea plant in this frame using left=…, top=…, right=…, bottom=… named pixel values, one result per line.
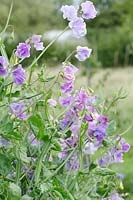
left=0, top=1, right=130, bottom=200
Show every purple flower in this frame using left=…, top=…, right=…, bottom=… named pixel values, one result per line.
left=61, top=5, right=78, bottom=21
left=48, top=99, right=57, bottom=106
left=31, top=35, right=44, bottom=51
left=84, top=114, right=93, bottom=122
left=81, top=1, right=97, bottom=19
left=61, top=82, right=74, bottom=94
left=0, top=136, right=10, bottom=146
left=31, top=35, right=41, bottom=43
left=30, top=133, right=43, bottom=146
left=12, top=64, right=26, bottom=85
left=9, top=101, right=30, bottom=120
left=76, top=88, right=87, bottom=105
left=116, top=173, right=125, bottom=180
left=75, top=46, right=92, bottom=61
left=63, top=64, right=78, bottom=81
left=120, top=138, right=130, bottom=152
left=66, top=157, right=79, bottom=171
left=93, top=127, right=107, bottom=142
left=15, top=43, right=31, bottom=59
left=110, top=193, right=124, bottom=200
left=0, top=56, right=8, bottom=76
left=113, top=149, right=123, bottom=163
left=34, top=42, right=44, bottom=51
left=59, top=96, right=73, bottom=106
left=98, top=154, right=111, bottom=167
left=69, top=17, right=87, bottom=38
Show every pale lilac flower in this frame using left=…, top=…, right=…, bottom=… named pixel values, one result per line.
left=63, top=64, right=78, bottom=81
left=84, top=142, right=97, bottom=155
left=0, top=56, right=8, bottom=76
left=59, top=96, right=73, bottom=106
left=76, top=88, right=87, bottom=105
left=30, top=133, right=43, bottom=146
left=110, top=193, right=124, bottom=200
left=69, top=17, right=87, bottom=38
left=15, top=43, right=31, bottom=59
left=12, top=64, right=26, bottom=85
left=81, top=1, right=97, bottom=19
left=9, top=101, right=30, bottom=120
left=75, top=46, right=92, bottom=61
left=34, top=42, right=44, bottom=51
left=120, top=138, right=130, bottom=152
left=0, top=136, right=10, bottom=146
left=98, top=154, right=111, bottom=167
left=48, top=99, right=57, bottom=106
left=31, top=35, right=41, bottom=43
left=48, top=155, right=53, bottom=162
left=30, top=133, right=39, bottom=146
left=61, top=82, right=74, bottom=94
left=31, top=35, right=44, bottom=51
left=61, top=5, right=78, bottom=21
left=116, top=173, right=125, bottom=180
left=67, top=157, right=79, bottom=171
left=113, top=149, right=124, bottom=163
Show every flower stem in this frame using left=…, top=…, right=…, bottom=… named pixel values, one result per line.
left=34, top=141, right=51, bottom=184
left=16, top=159, right=21, bottom=185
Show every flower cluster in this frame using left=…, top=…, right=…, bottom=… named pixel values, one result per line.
left=61, top=1, right=97, bottom=38
left=57, top=63, right=130, bottom=171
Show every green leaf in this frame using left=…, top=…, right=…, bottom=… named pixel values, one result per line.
left=95, top=168, right=116, bottom=176
left=44, top=76, right=55, bottom=82
left=0, top=154, right=12, bottom=176
left=96, top=185, right=108, bottom=196
left=0, top=122, right=13, bottom=134
left=51, top=139, right=62, bottom=151
left=6, top=90, right=20, bottom=98
left=21, top=195, right=33, bottom=200
left=16, top=146, right=31, bottom=163
left=89, top=162, right=97, bottom=171
left=8, top=183, right=21, bottom=200
left=6, top=131, right=22, bottom=140
left=28, top=115, right=49, bottom=141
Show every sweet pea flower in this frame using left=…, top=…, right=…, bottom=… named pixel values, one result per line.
left=48, top=99, right=57, bottom=106
left=69, top=17, right=87, bottom=38
left=61, top=5, right=78, bottom=21
left=31, top=35, right=44, bottom=51
left=63, top=64, right=78, bottom=81
left=81, top=1, right=97, bottom=19
left=31, top=35, right=41, bottom=43
left=12, top=64, right=26, bottom=85
left=9, top=101, right=30, bottom=120
left=61, top=82, right=74, bottom=94
left=15, top=42, right=31, bottom=59
left=59, top=96, right=73, bottom=106
left=0, top=56, right=8, bottom=76
left=110, top=193, right=124, bottom=200
left=75, top=46, right=92, bottom=61
left=0, top=136, right=11, bottom=146
left=84, top=142, right=97, bottom=155
left=120, top=138, right=130, bottom=152
left=30, top=133, right=43, bottom=146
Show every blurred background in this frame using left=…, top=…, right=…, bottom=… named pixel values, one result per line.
left=0, top=0, right=133, bottom=199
